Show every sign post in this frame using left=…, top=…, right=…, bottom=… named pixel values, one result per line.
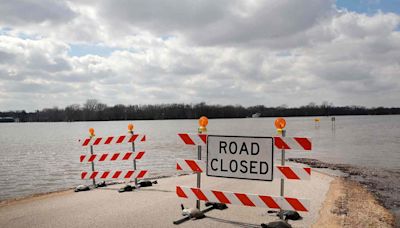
left=89, top=128, right=96, bottom=187
left=279, top=129, right=286, bottom=220
left=196, top=145, right=201, bottom=209
left=274, top=117, right=287, bottom=220
left=196, top=116, right=208, bottom=210
left=128, top=123, right=138, bottom=187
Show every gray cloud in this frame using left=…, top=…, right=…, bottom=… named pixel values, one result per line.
left=0, top=0, right=76, bottom=25
left=0, top=50, right=16, bottom=62
left=0, top=1, right=400, bottom=111
left=97, top=0, right=335, bottom=47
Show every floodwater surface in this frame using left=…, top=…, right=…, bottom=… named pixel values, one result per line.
left=0, top=115, right=399, bottom=200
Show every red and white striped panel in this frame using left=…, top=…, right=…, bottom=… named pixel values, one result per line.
left=274, top=137, right=312, bottom=151
left=176, top=159, right=206, bottom=173
left=80, top=151, right=145, bottom=163
left=177, top=133, right=207, bottom=146
left=274, top=166, right=311, bottom=180
left=81, top=170, right=148, bottom=180
left=80, top=134, right=146, bottom=147
left=176, top=186, right=309, bottom=212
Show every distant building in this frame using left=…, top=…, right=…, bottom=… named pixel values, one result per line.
left=0, top=117, right=15, bottom=123
left=251, top=113, right=261, bottom=118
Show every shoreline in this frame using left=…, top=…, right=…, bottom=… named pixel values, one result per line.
left=290, top=158, right=399, bottom=227
left=313, top=177, right=394, bottom=227
left=3, top=113, right=400, bottom=123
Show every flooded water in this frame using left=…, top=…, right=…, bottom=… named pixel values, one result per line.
left=0, top=115, right=399, bottom=200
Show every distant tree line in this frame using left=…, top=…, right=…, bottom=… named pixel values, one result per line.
left=1, top=99, right=400, bottom=122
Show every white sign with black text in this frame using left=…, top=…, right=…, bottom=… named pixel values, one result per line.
left=206, top=135, right=274, bottom=181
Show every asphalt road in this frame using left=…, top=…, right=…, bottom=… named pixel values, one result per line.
left=0, top=169, right=333, bottom=228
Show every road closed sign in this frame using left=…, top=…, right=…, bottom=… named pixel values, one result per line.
left=206, top=135, right=274, bottom=181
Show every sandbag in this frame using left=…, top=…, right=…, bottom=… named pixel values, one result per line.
left=261, top=221, right=292, bottom=228
left=277, top=210, right=302, bottom=221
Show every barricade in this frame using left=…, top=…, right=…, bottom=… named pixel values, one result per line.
left=176, top=186, right=309, bottom=211
left=78, top=125, right=148, bottom=190
left=174, top=117, right=312, bottom=224
left=176, top=159, right=311, bottom=180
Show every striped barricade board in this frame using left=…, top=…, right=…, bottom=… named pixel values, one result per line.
left=80, top=134, right=146, bottom=147
left=81, top=170, right=148, bottom=180
left=80, top=151, right=145, bottom=163
left=176, top=159, right=206, bottom=173
left=178, top=134, right=312, bottom=151
left=176, top=186, right=309, bottom=212
left=274, top=166, right=311, bottom=180
left=176, top=159, right=311, bottom=180
left=273, top=137, right=312, bottom=151
left=177, top=133, right=207, bottom=146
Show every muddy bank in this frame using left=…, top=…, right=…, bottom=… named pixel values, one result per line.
left=290, top=158, right=400, bottom=227
left=313, top=178, right=394, bottom=227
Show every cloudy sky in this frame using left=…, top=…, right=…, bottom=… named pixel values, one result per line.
left=0, top=0, right=399, bottom=111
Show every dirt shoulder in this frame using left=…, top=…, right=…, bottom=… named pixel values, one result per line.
left=290, top=158, right=400, bottom=227
left=313, top=177, right=395, bottom=227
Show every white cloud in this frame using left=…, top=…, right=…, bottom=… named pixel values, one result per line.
left=0, top=0, right=399, bottom=111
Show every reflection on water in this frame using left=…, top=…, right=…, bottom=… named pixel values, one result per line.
left=0, top=115, right=399, bottom=200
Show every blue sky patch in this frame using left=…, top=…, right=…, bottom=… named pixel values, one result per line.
left=68, top=44, right=121, bottom=57
left=337, top=0, right=400, bottom=15
left=0, top=27, right=12, bottom=35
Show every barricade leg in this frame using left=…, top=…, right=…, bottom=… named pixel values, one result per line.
left=196, top=145, right=201, bottom=210
left=131, top=133, right=138, bottom=187
left=90, top=145, right=96, bottom=187
left=279, top=130, right=286, bottom=220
